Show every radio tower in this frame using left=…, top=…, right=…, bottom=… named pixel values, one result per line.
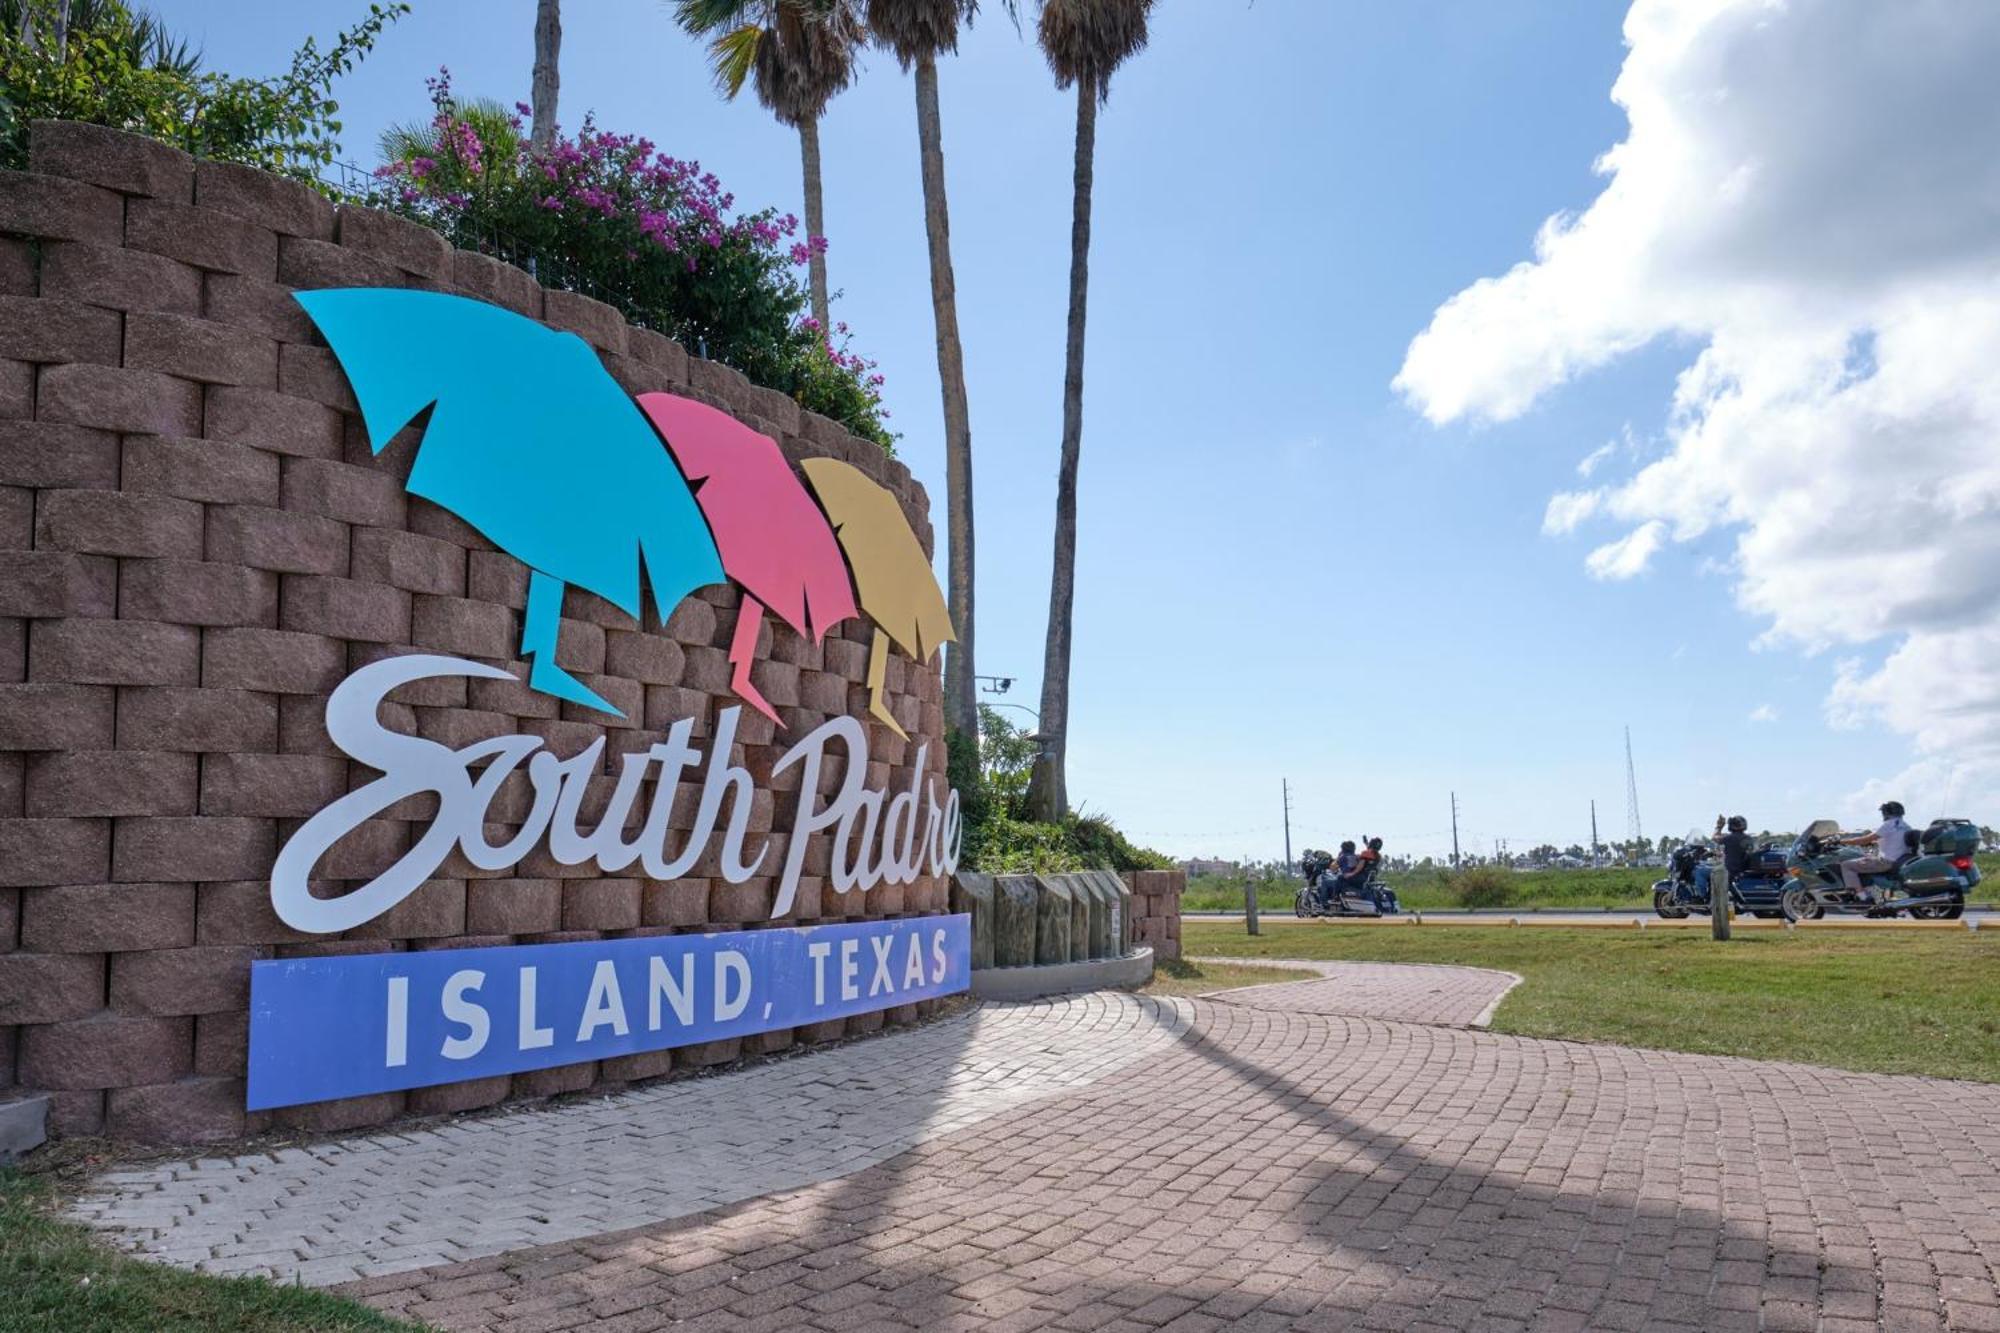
left=1624, top=726, right=1644, bottom=853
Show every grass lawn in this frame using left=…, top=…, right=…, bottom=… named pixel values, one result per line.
left=1182, top=920, right=2000, bottom=1083
left=1138, top=957, right=1316, bottom=999
left=0, top=1169, right=415, bottom=1333
left=1184, top=854, right=2000, bottom=915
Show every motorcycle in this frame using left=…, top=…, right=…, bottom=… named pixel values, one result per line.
left=1780, top=818, right=1982, bottom=922
left=1652, top=840, right=1791, bottom=919
left=1294, top=848, right=1401, bottom=918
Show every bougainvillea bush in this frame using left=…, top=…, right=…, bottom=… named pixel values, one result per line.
left=376, top=73, right=891, bottom=449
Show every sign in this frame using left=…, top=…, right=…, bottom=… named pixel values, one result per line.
left=270, top=654, right=962, bottom=935
left=247, top=915, right=971, bottom=1110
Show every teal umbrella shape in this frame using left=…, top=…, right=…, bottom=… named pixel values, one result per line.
left=296, top=288, right=724, bottom=716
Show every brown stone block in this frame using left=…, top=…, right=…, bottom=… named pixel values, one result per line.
left=0, top=551, right=111, bottom=618
left=278, top=235, right=405, bottom=292
left=205, top=385, right=343, bottom=460
left=0, top=881, right=13, bottom=946
left=276, top=693, right=337, bottom=755
left=347, top=877, right=464, bottom=940
left=556, top=616, right=607, bottom=672
left=29, top=619, right=200, bottom=687
left=798, top=1018, right=846, bottom=1044
left=0, top=420, right=120, bottom=489
left=675, top=1038, right=739, bottom=1070
left=106, top=1075, right=245, bottom=1143
left=112, top=815, right=275, bottom=882
left=199, top=752, right=346, bottom=817
left=687, top=358, right=753, bottom=416
left=35, top=488, right=202, bottom=560
left=0, top=168, right=121, bottom=244
left=109, top=945, right=258, bottom=1016
left=603, top=630, right=682, bottom=685
left=203, top=271, right=316, bottom=341
left=122, top=557, right=277, bottom=627
left=0, top=950, right=105, bottom=1023
left=271, top=1090, right=404, bottom=1134
left=0, top=621, right=17, bottom=685
left=348, top=527, right=466, bottom=598
left=747, top=659, right=801, bottom=710
left=512, top=1060, right=597, bottom=1098
left=0, top=293, right=121, bottom=365
left=298, top=816, right=406, bottom=881
left=0, top=484, right=25, bottom=549
left=411, top=593, right=515, bottom=659
left=196, top=160, right=334, bottom=238
left=205, top=503, right=350, bottom=576
left=681, top=644, right=732, bottom=696
left=201, top=626, right=345, bottom=694
left=465, top=878, right=561, bottom=935
left=276, top=341, right=357, bottom=412
left=743, top=1027, right=794, bottom=1057
left=557, top=674, right=642, bottom=730
left=406, top=497, right=489, bottom=549
left=466, top=550, right=527, bottom=609
left=449, top=249, right=540, bottom=316
left=40, top=240, right=201, bottom=315
left=600, top=1048, right=673, bottom=1083
left=29, top=120, right=192, bottom=198
left=337, top=204, right=450, bottom=277
left=125, top=197, right=277, bottom=277
left=125, top=311, right=278, bottom=389
left=465, top=668, right=557, bottom=719
left=561, top=878, right=641, bottom=931
left=518, top=718, right=606, bottom=763
left=0, top=815, right=108, bottom=885
left=118, top=685, right=276, bottom=752
left=123, top=435, right=280, bottom=506
left=0, top=237, right=26, bottom=295
left=192, top=1010, right=246, bottom=1076
left=0, top=682, right=113, bottom=749
left=542, top=289, right=627, bottom=355
left=37, top=362, right=200, bottom=436
left=0, top=357, right=25, bottom=421
left=280, top=574, right=411, bottom=643
left=21, top=882, right=195, bottom=953
left=195, top=879, right=315, bottom=946
left=282, top=456, right=406, bottom=525
left=708, top=879, right=774, bottom=926
left=26, top=750, right=197, bottom=817
left=406, top=1074, right=511, bottom=1116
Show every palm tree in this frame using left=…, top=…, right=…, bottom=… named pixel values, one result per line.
left=865, top=0, right=994, bottom=739
left=673, top=0, right=864, bottom=335
left=531, top=0, right=561, bottom=151
left=1023, top=0, right=1152, bottom=822
left=0, top=0, right=200, bottom=73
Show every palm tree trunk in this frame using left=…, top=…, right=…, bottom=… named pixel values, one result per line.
left=531, top=0, right=562, bottom=151
left=914, top=50, right=977, bottom=736
left=799, top=117, right=832, bottom=336
left=1026, top=76, right=1095, bottom=823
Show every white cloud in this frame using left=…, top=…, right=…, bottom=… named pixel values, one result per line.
left=1748, top=704, right=1778, bottom=723
left=1576, top=442, right=1617, bottom=478
left=1397, top=0, right=2000, bottom=809
left=1584, top=520, right=1664, bottom=580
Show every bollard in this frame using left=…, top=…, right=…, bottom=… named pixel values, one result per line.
left=1245, top=876, right=1260, bottom=937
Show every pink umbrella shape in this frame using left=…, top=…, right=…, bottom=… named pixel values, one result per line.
left=636, top=392, right=859, bottom=723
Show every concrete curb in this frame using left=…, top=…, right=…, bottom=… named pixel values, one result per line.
left=969, top=948, right=1155, bottom=1001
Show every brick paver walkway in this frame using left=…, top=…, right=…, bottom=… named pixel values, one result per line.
left=1194, top=958, right=1521, bottom=1028
left=77, top=966, right=2000, bottom=1330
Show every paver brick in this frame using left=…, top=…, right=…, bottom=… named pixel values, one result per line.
left=28, top=618, right=200, bottom=686
left=29, top=119, right=196, bottom=199
left=20, top=881, right=196, bottom=953
left=25, top=749, right=198, bottom=816
left=37, top=362, right=201, bottom=436
left=123, top=435, right=281, bottom=506
left=120, top=557, right=278, bottom=626
left=39, top=240, right=202, bottom=315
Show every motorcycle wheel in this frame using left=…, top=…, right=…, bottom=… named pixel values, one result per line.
left=1780, top=886, right=1823, bottom=923
left=1653, top=888, right=1689, bottom=919
left=1295, top=890, right=1311, bottom=919
left=1909, top=896, right=1964, bottom=921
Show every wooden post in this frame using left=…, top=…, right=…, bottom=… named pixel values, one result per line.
left=1246, top=875, right=1261, bottom=937
left=1712, top=854, right=1732, bottom=941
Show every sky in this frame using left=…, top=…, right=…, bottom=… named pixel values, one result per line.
left=162, top=0, right=2000, bottom=862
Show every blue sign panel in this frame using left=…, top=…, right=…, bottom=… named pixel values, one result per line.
left=247, top=915, right=971, bottom=1110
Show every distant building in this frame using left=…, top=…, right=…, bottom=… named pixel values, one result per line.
left=1181, top=857, right=1242, bottom=877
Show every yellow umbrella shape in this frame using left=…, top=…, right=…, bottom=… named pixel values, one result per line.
left=799, top=458, right=954, bottom=738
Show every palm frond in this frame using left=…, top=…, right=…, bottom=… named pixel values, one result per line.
left=673, top=0, right=759, bottom=36
left=1036, top=0, right=1151, bottom=97
left=708, top=23, right=763, bottom=100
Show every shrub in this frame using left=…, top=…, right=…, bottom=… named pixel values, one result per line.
left=951, top=706, right=1170, bottom=874
left=374, top=72, right=892, bottom=449
left=1447, top=865, right=1516, bottom=910
left=0, top=0, right=405, bottom=179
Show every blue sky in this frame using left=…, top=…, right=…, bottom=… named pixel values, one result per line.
left=167, top=0, right=1958, bottom=861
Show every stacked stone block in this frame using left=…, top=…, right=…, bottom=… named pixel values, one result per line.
left=1125, top=869, right=1185, bottom=960
left=0, top=122, right=948, bottom=1144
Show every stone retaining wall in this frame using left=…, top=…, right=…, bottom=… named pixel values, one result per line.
left=1129, top=870, right=1184, bottom=960
left=0, top=122, right=947, bottom=1144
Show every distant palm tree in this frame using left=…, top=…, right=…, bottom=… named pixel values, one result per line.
left=1024, top=0, right=1152, bottom=822
left=673, top=0, right=864, bottom=335
left=1, top=0, right=200, bottom=74
left=531, top=0, right=561, bottom=151
left=864, top=0, right=996, bottom=738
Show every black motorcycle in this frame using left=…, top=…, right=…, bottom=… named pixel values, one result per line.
left=1652, top=840, right=1790, bottom=919
left=1294, top=848, right=1400, bottom=918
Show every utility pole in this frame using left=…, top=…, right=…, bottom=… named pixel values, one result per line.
left=1281, top=779, right=1293, bottom=874
left=1450, top=791, right=1461, bottom=868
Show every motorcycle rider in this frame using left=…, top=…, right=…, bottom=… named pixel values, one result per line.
left=1839, top=800, right=1915, bottom=901
left=1318, top=841, right=1358, bottom=911
left=1715, top=815, right=1753, bottom=904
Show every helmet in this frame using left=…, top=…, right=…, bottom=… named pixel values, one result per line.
left=1879, top=800, right=1905, bottom=818
left=1339, top=840, right=1355, bottom=853
left=1366, top=837, right=1384, bottom=851
left=1726, top=815, right=1748, bottom=833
